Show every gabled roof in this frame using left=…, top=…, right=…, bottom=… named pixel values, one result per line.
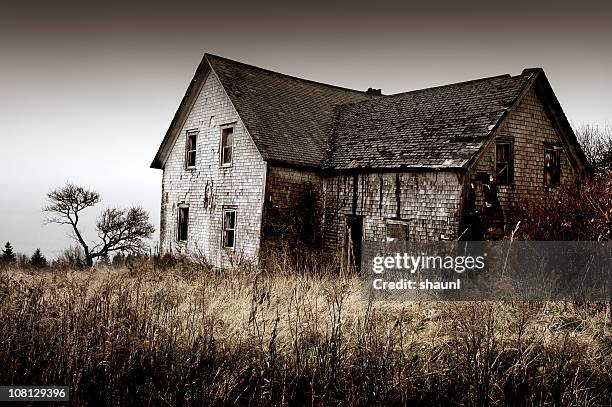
left=150, top=54, right=375, bottom=169
left=206, top=54, right=376, bottom=168
left=327, top=72, right=535, bottom=169
left=151, top=54, right=589, bottom=173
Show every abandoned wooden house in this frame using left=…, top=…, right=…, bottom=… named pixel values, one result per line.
left=151, top=54, right=589, bottom=268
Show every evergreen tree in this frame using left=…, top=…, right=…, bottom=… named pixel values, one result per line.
left=30, top=248, right=48, bottom=269
left=1, top=242, right=16, bottom=265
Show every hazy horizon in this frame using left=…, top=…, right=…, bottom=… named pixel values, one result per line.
left=1, top=0, right=611, bottom=259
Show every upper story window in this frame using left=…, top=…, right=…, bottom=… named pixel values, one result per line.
left=222, top=208, right=236, bottom=249
left=221, top=127, right=234, bottom=166
left=178, top=206, right=189, bottom=242
left=495, top=141, right=513, bottom=185
left=185, top=130, right=198, bottom=169
left=544, top=146, right=561, bottom=187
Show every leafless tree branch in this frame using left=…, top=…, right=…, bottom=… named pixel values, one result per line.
left=44, top=184, right=154, bottom=267
left=575, top=124, right=612, bottom=172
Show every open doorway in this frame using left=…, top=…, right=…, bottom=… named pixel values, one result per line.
left=345, top=215, right=363, bottom=273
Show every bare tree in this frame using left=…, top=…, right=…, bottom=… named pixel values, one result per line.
left=53, top=245, right=86, bottom=269
left=94, top=207, right=154, bottom=258
left=575, top=124, right=612, bottom=172
left=44, top=184, right=155, bottom=267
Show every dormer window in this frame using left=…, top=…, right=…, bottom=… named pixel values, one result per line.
left=185, top=130, right=198, bottom=169
left=221, top=127, right=233, bottom=166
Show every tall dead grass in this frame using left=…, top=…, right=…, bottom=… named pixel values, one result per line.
left=1, top=263, right=611, bottom=406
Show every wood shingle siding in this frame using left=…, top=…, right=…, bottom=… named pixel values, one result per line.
left=159, top=70, right=266, bottom=267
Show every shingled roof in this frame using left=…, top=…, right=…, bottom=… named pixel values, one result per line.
left=327, top=73, right=536, bottom=169
left=152, top=54, right=587, bottom=173
left=207, top=54, right=375, bottom=168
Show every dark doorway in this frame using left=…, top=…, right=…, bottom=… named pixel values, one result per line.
left=345, top=215, right=363, bottom=273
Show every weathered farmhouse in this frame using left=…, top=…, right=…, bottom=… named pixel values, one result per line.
left=151, top=54, right=589, bottom=268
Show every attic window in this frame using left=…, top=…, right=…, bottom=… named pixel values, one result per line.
left=222, top=208, right=236, bottom=249
left=178, top=206, right=189, bottom=242
left=544, top=146, right=561, bottom=187
left=495, top=141, right=513, bottom=185
left=185, top=130, right=198, bottom=168
left=385, top=220, right=409, bottom=242
left=221, top=127, right=233, bottom=166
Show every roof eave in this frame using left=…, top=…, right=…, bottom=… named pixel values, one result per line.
left=324, top=164, right=466, bottom=175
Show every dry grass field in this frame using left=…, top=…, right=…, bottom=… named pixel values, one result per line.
left=1, top=262, right=612, bottom=406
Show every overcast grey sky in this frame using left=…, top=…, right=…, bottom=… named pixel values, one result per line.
left=1, top=0, right=611, bottom=258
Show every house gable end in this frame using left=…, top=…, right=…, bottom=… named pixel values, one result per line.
left=461, top=77, right=584, bottom=235
left=526, top=69, right=590, bottom=174
left=151, top=57, right=264, bottom=170
left=159, top=65, right=267, bottom=264
left=463, top=70, right=589, bottom=178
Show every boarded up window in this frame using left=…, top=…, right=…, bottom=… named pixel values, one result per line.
left=186, top=131, right=198, bottom=168
left=222, top=208, right=236, bottom=248
left=386, top=221, right=409, bottom=241
left=544, top=147, right=561, bottom=187
left=495, top=141, right=513, bottom=185
left=178, top=206, right=189, bottom=241
left=221, top=127, right=233, bottom=166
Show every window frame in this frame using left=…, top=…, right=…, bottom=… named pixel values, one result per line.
left=385, top=219, right=410, bottom=242
left=222, top=207, right=237, bottom=250
left=185, top=129, right=199, bottom=170
left=495, top=139, right=514, bottom=186
left=177, top=205, right=190, bottom=242
left=544, top=145, right=562, bottom=188
left=220, top=125, right=234, bottom=167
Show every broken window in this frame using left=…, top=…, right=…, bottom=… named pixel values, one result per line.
left=544, top=146, right=561, bottom=187
left=185, top=131, right=198, bottom=168
left=221, top=127, right=233, bottom=166
left=222, top=208, right=236, bottom=249
left=495, top=141, right=513, bottom=185
left=178, top=206, right=189, bottom=242
left=385, top=220, right=409, bottom=241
